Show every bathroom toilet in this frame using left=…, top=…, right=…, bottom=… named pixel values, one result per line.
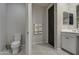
left=11, top=33, right=21, bottom=54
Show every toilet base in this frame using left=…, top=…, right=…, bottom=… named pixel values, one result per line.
left=12, top=48, right=19, bottom=54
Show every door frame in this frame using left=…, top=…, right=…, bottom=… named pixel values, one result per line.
left=26, top=3, right=32, bottom=55
left=47, top=3, right=57, bottom=49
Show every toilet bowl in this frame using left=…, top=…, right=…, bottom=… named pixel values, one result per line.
left=11, top=41, right=20, bottom=54
left=11, top=33, right=21, bottom=54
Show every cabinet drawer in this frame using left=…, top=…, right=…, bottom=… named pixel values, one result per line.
left=69, top=33, right=76, bottom=38
left=61, top=33, right=76, bottom=39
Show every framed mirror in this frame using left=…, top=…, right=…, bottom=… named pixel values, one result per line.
left=63, top=12, right=69, bottom=25
left=63, top=12, right=73, bottom=25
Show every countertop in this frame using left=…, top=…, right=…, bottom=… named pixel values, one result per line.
left=61, top=29, right=79, bottom=34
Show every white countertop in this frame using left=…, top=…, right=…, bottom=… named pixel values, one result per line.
left=61, top=29, right=79, bottom=34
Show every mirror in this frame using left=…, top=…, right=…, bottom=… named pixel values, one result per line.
left=63, top=12, right=73, bottom=25
left=63, top=12, right=69, bottom=25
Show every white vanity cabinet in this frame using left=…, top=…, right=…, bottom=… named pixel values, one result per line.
left=61, top=32, right=77, bottom=54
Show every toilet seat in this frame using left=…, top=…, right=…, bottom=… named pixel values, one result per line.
left=11, top=41, right=20, bottom=48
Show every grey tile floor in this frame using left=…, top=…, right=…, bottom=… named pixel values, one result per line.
left=0, top=43, right=70, bottom=55
left=0, top=46, right=25, bottom=55
left=32, top=43, right=70, bottom=55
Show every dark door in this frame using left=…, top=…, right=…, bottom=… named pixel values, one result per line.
left=48, top=5, right=54, bottom=47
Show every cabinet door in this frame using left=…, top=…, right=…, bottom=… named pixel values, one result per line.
left=61, top=33, right=76, bottom=54
left=68, top=34, right=76, bottom=54
left=62, top=33, right=70, bottom=51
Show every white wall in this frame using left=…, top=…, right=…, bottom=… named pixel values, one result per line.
left=32, top=5, right=47, bottom=44
left=42, top=7, right=48, bottom=43
left=0, top=4, right=7, bottom=51
left=57, top=3, right=77, bottom=48
left=6, top=4, right=26, bottom=44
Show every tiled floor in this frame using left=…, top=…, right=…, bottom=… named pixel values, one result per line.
left=32, top=43, right=70, bottom=55
left=0, top=49, right=11, bottom=55
left=0, top=46, right=25, bottom=55
left=0, top=43, right=70, bottom=55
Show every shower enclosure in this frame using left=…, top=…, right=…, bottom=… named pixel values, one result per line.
left=0, top=3, right=30, bottom=55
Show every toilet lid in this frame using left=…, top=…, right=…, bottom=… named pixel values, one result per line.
left=11, top=41, right=20, bottom=45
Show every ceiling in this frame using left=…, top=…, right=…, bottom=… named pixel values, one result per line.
left=32, top=3, right=50, bottom=7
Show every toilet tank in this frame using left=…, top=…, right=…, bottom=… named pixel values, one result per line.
left=14, top=33, right=21, bottom=41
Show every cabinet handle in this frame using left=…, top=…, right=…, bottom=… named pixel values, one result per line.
left=66, top=37, right=69, bottom=39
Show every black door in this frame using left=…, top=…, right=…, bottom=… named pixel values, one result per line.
left=48, top=5, right=54, bottom=47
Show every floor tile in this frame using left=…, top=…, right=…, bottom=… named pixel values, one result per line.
left=32, top=43, right=70, bottom=55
